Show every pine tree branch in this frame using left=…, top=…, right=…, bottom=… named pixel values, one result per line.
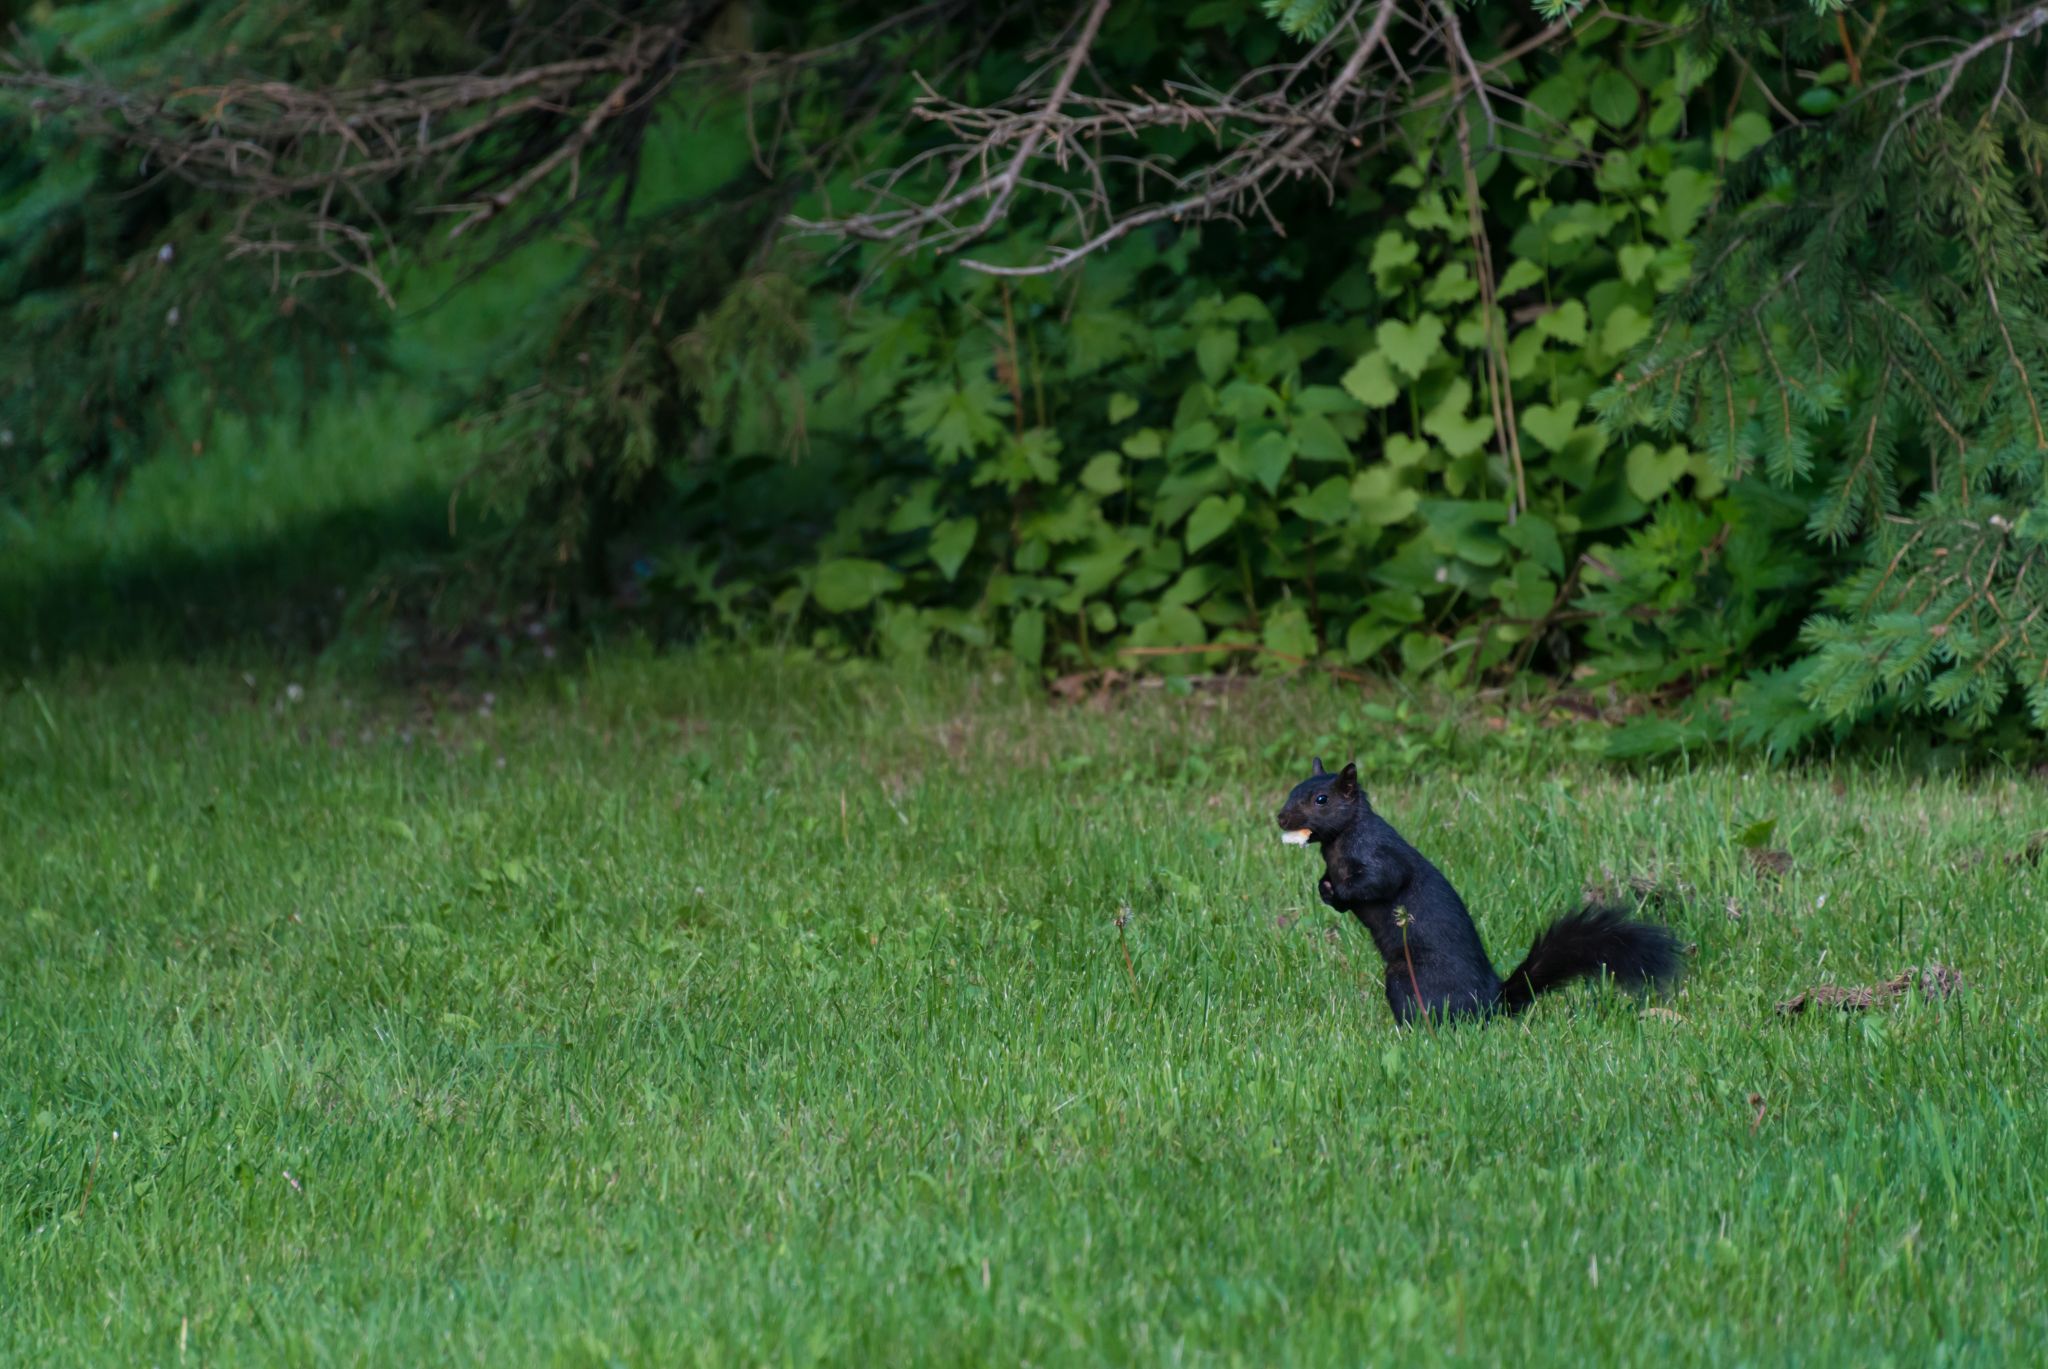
left=1866, top=4, right=2048, bottom=163
left=1984, top=275, right=2048, bottom=450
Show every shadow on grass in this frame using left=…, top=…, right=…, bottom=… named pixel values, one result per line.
left=0, top=486, right=455, bottom=674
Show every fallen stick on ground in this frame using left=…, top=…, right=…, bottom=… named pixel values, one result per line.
left=1776, top=964, right=1963, bottom=1015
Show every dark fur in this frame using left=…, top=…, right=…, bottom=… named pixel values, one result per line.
left=1276, top=758, right=1681, bottom=1024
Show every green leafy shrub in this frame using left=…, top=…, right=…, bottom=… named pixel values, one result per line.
left=655, top=6, right=1764, bottom=699
left=1584, top=0, right=2048, bottom=752
left=14, top=0, right=2048, bottom=761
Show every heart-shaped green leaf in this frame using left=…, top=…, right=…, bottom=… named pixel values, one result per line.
left=1061, top=536, right=1138, bottom=597
left=1368, top=230, right=1420, bottom=287
left=1500, top=513, right=1564, bottom=576
left=1617, top=243, right=1656, bottom=285
left=1625, top=442, right=1691, bottom=502
left=1220, top=293, right=1271, bottom=323
left=1185, top=493, right=1245, bottom=552
left=1244, top=428, right=1295, bottom=494
left=1656, top=167, right=1715, bottom=242
left=1601, top=304, right=1652, bottom=355
left=1108, top=392, right=1139, bottom=424
left=1497, top=259, right=1545, bottom=295
left=1534, top=300, right=1589, bottom=346
left=929, top=518, right=977, bottom=580
left=1490, top=561, right=1557, bottom=618
left=1797, top=86, right=1840, bottom=116
left=1653, top=244, right=1694, bottom=292
left=1216, top=381, right=1282, bottom=421
left=1376, top=315, right=1446, bottom=379
left=1589, top=69, right=1641, bottom=128
left=1547, top=202, right=1613, bottom=246
left=1686, top=446, right=1725, bottom=500
left=1340, top=350, right=1400, bottom=408
left=1346, top=615, right=1402, bottom=665
left=1010, top=608, right=1045, bottom=666
left=1289, top=475, right=1354, bottom=525
left=885, top=479, right=942, bottom=534
left=1167, top=419, right=1220, bottom=459
left=1262, top=606, right=1317, bottom=665
left=1197, top=328, right=1239, bottom=383
left=1425, top=500, right=1509, bottom=567
left=1716, top=110, right=1773, bottom=162
left=1521, top=400, right=1584, bottom=452
left=1351, top=466, right=1419, bottom=526
left=1292, top=413, right=1352, bottom=463
left=813, top=558, right=904, bottom=613
left=1294, top=385, right=1364, bottom=415
left=1079, top=452, right=1124, bottom=495
left=1385, top=434, right=1433, bottom=469
left=1129, top=604, right=1206, bottom=673
left=1425, top=263, right=1478, bottom=307
left=1423, top=379, right=1495, bottom=458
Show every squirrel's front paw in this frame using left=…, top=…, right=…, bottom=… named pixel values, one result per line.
left=1317, top=876, right=1340, bottom=908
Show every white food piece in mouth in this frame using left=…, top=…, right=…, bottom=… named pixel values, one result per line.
left=1281, top=829, right=1312, bottom=846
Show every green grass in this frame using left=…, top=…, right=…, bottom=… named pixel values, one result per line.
left=0, top=384, right=472, bottom=670
left=5, top=654, right=2045, bottom=1365
left=5, top=95, right=2040, bottom=1359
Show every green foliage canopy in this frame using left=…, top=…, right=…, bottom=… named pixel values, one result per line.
left=7, top=0, right=2048, bottom=757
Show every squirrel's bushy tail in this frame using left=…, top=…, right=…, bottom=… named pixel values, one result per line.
left=1497, top=904, right=1681, bottom=1015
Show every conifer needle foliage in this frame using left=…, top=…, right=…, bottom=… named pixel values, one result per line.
left=1576, top=0, right=2048, bottom=747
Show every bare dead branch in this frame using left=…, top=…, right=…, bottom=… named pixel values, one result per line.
left=1866, top=3, right=2048, bottom=163
left=790, top=2, right=1576, bottom=277
left=1, top=5, right=968, bottom=302
left=1, top=0, right=1603, bottom=308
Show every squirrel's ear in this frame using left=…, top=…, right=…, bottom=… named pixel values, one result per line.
left=1337, top=761, right=1359, bottom=794
left=1311, top=756, right=1326, bottom=776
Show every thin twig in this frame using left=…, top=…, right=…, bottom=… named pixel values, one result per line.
left=793, top=3, right=1576, bottom=278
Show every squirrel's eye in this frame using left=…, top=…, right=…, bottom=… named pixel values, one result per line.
left=1314, top=793, right=1327, bottom=804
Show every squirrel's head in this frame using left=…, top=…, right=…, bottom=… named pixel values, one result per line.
left=1274, top=756, right=1367, bottom=845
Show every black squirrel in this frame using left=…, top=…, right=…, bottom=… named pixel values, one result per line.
left=1276, top=757, right=1681, bottom=1024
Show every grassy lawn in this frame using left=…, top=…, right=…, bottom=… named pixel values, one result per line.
left=5, top=654, right=2045, bottom=1364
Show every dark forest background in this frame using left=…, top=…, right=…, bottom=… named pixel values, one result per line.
left=6, top=0, right=2048, bottom=759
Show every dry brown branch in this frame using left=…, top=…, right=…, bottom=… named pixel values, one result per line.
left=0, top=4, right=964, bottom=301
left=793, top=2, right=1579, bottom=277
left=1775, top=963, right=1963, bottom=1015
left=1864, top=4, right=2048, bottom=162
left=1454, top=99, right=1523, bottom=522
left=2, top=21, right=691, bottom=299
left=4, top=2, right=1589, bottom=292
